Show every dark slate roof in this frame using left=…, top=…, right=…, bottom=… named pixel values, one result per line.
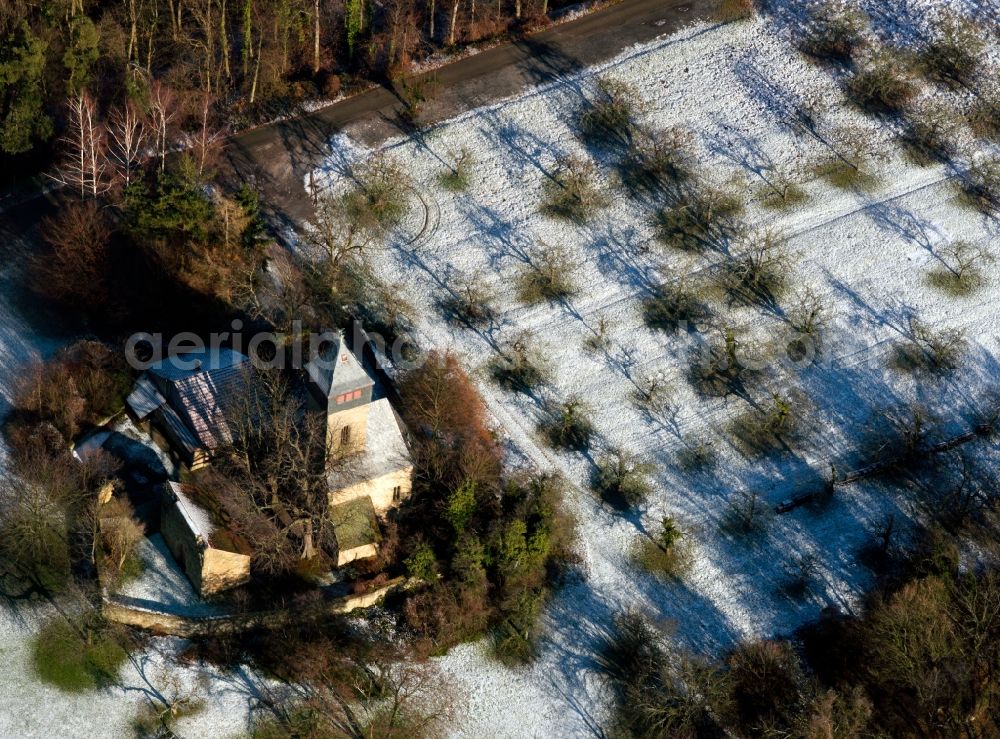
left=170, top=363, right=252, bottom=450
left=305, top=332, right=373, bottom=401
left=154, top=404, right=202, bottom=457
left=138, top=349, right=253, bottom=453
left=126, top=376, right=167, bottom=420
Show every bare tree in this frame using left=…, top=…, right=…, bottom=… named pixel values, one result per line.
left=106, top=100, right=148, bottom=192
left=148, top=80, right=179, bottom=174
left=52, top=93, right=110, bottom=198
left=191, top=91, right=227, bottom=177
left=35, top=201, right=112, bottom=308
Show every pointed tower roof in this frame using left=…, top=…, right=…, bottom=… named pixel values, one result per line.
left=305, top=332, right=373, bottom=400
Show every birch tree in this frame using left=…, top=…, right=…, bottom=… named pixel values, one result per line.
left=106, top=101, right=148, bottom=192
left=52, top=92, right=109, bottom=198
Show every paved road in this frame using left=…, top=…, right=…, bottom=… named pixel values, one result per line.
left=225, top=0, right=722, bottom=226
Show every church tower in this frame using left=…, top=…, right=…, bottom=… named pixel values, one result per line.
left=305, top=333, right=375, bottom=455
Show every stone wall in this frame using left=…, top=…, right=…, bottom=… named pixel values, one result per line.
left=160, top=496, right=251, bottom=597
left=329, top=465, right=414, bottom=515
left=201, top=547, right=251, bottom=595
left=102, top=578, right=404, bottom=637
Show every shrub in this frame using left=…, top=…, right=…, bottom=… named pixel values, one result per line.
left=582, top=314, right=611, bottom=354
left=516, top=241, right=577, bottom=304
left=630, top=374, right=676, bottom=420
left=596, top=612, right=727, bottom=736
left=720, top=490, right=770, bottom=537
left=890, top=317, right=966, bottom=374
left=925, top=241, right=990, bottom=296
left=353, top=275, right=416, bottom=345
left=676, top=438, right=718, bottom=472
left=341, top=153, right=410, bottom=234
left=578, top=77, right=640, bottom=148
left=956, top=157, right=1000, bottom=213
left=799, top=3, right=869, bottom=62
left=438, top=147, right=474, bottom=192
left=727, top=640, right=807, bottom=734
left=721, top=229, right=792, bottom=307
left=405, top=540, right=439, bottom=582
left=688, top=329, right=765, bottom=398
left=438, top=277, right=496, bottom=328
left=633, top=516, right=693, bottom=579
left=99, top=496, right=145, bottom=586
left=728, top=392, right=806, bottom=457
left=899, top=106, right=958, bottom=166
left=32, top=615, right=128, bottom=692
left=780, top=553, right=818, bottom=598
left=0, top=478, right=72, bottom=592
left=539, top=155, right=609, bottom=223
left=642, top=277, right=711, bottom=332
left=967, top=92, right=1000, bottom=142
left=786, top=287, right=828, bottom=359
left=918, top=13, right=985, bottom=87
left=620, top=127, right=698, bottom=196
left=812, top=156, right=878, bottom=191
left=34, top=200, right=113, bottom=310
left=591, top=450, right=654, bottom=509
left=758, top=176, right=808, bottom=211
left=846, top=54, right=916, bottom=115
left=652, top=185, right=744, bottom=253
left=538, top=397, right=594, bottom=452
left=489, top=334, right=549, bottom=394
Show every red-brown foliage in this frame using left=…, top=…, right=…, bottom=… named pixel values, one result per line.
left=398, top=349, right=502, bottom=490
left=35, top=200, right=112, bottom=309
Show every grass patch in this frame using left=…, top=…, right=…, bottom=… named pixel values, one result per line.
left=32, top=615, right=128, bottom=692
left=715, top=0, right=755, bottom=23
left=632, top=516, right=693, bottom=580
left=438, top=147, right=474, bottom=192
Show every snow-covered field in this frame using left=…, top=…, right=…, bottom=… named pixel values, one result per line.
left=311, top=6, right=1000, bottom=735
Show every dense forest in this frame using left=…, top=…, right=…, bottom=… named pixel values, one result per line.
left=0, top=0, right=574, bottom=184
